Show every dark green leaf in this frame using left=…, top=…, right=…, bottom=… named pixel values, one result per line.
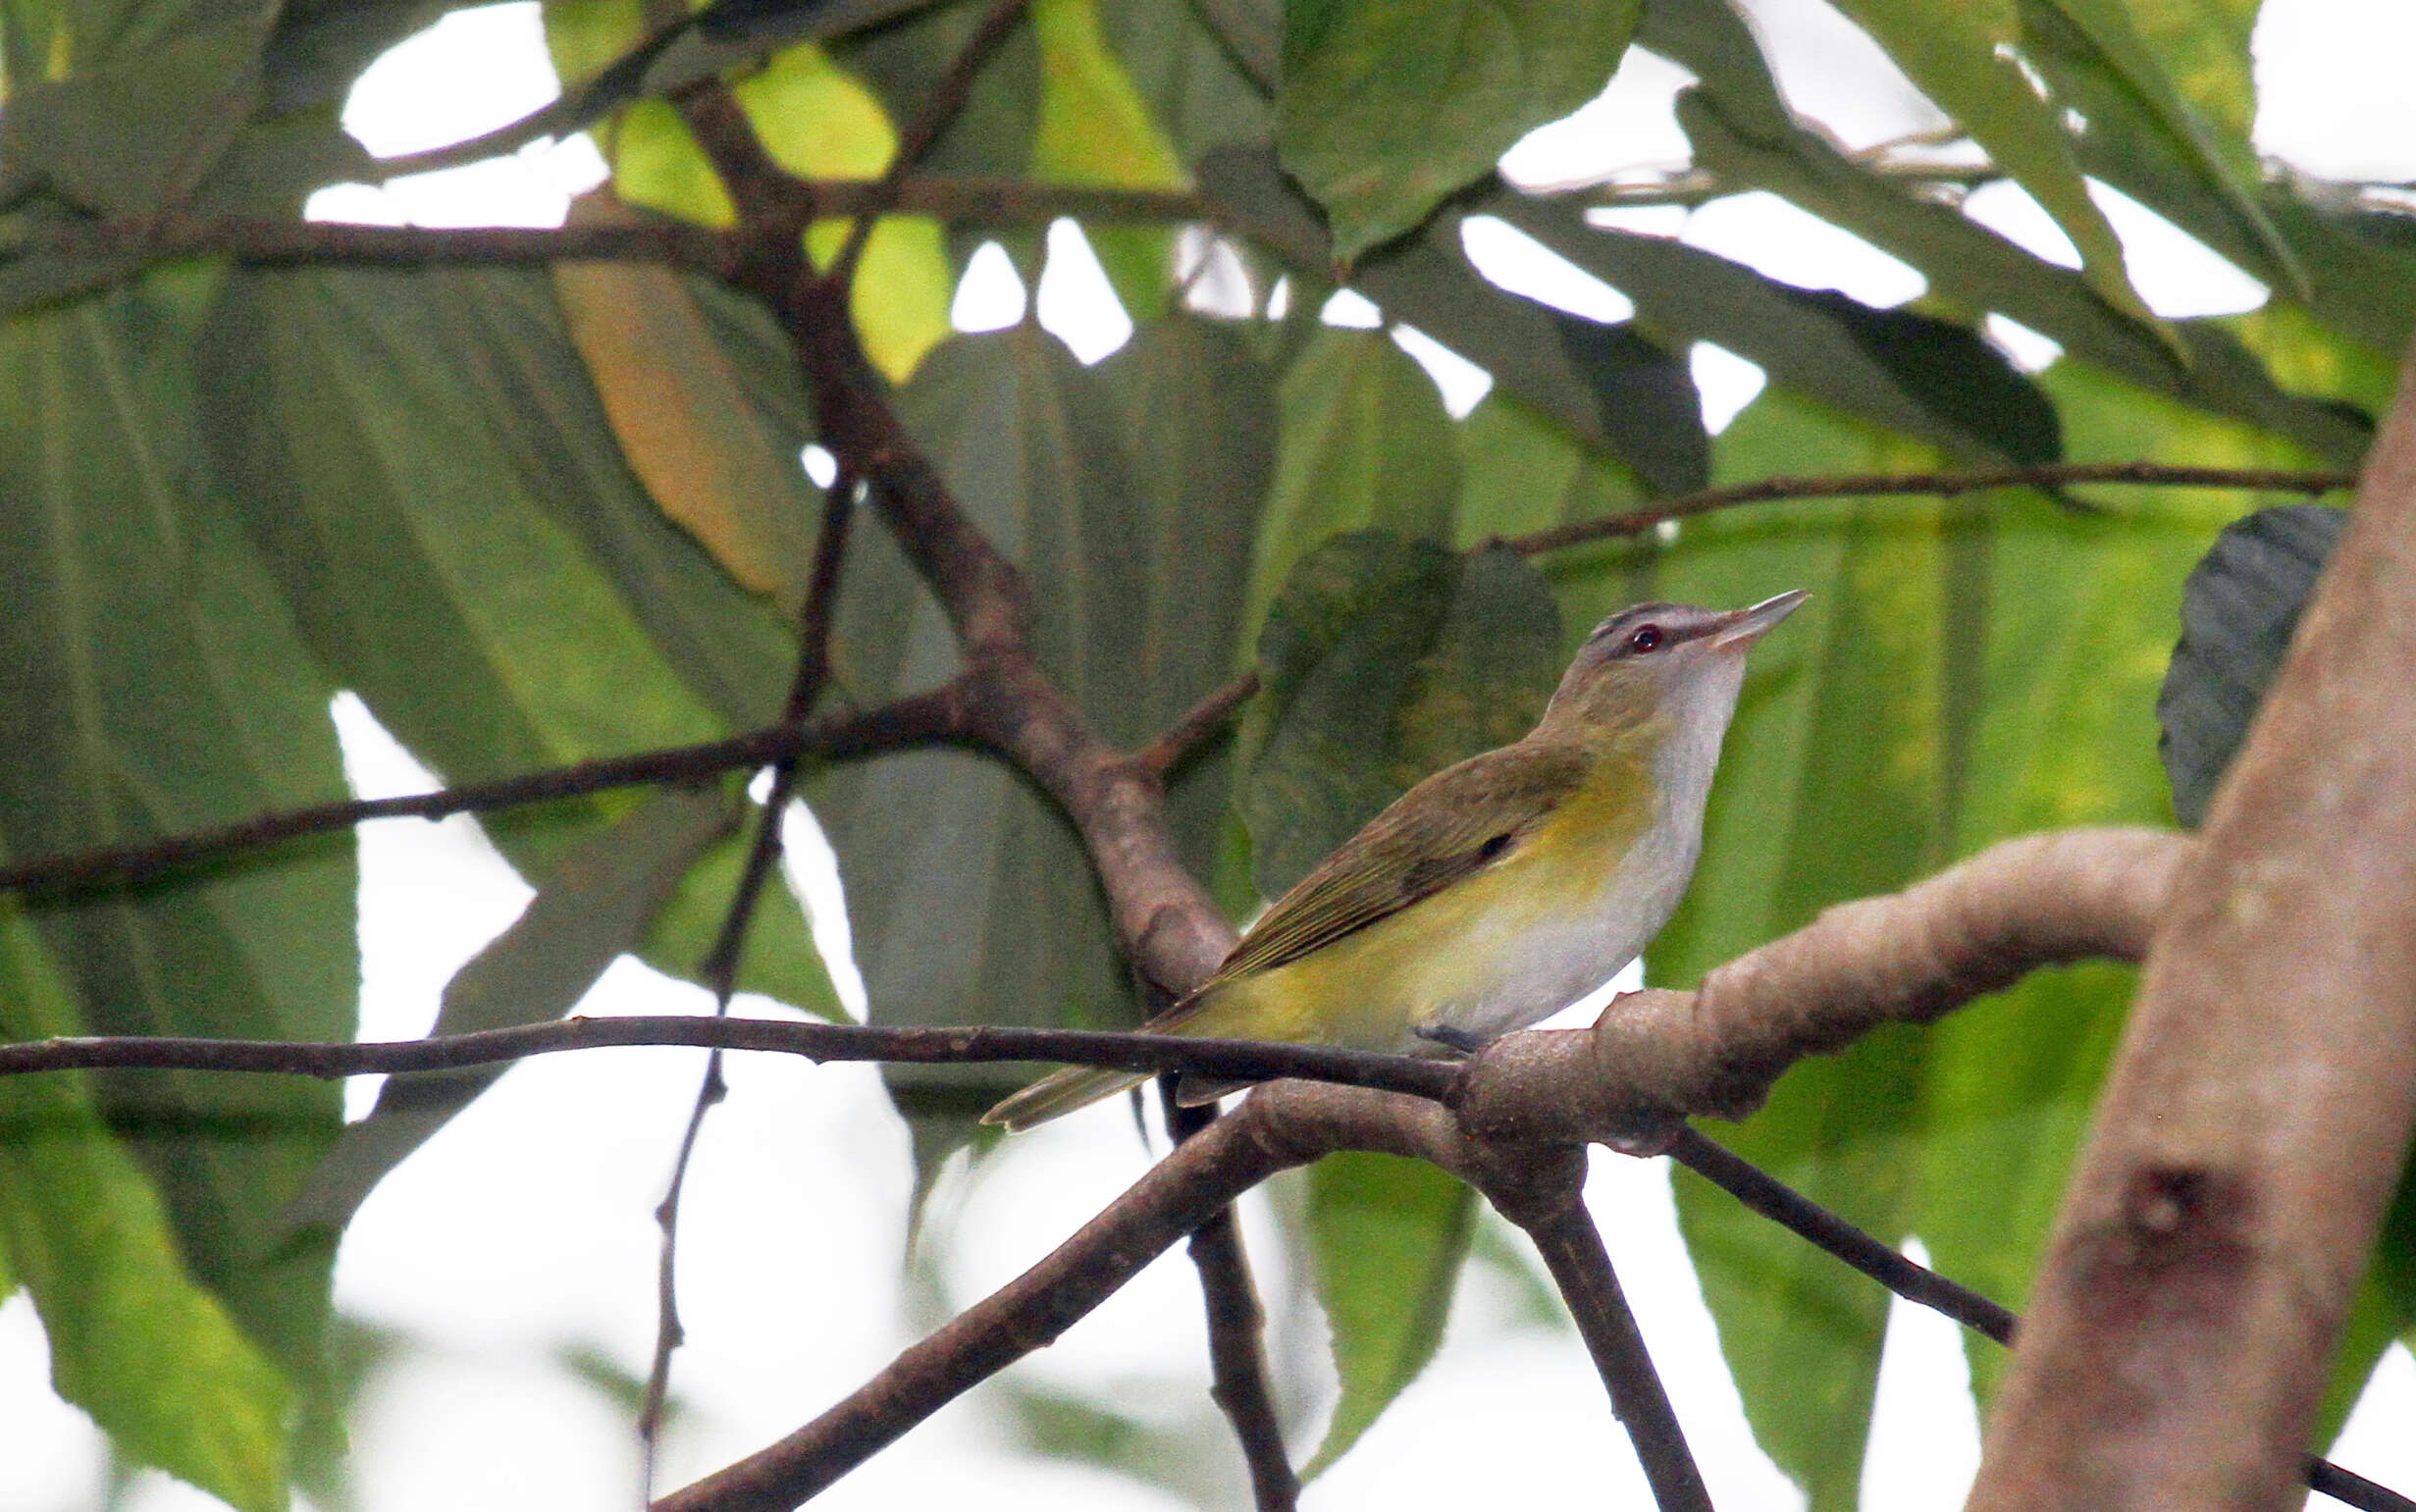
left=1240, top=533, right=1560, bottom=896
left=816, top=323, right=1268, bottom=1137
left=193, top=266, right=835, bottom=1016
left=1277, top=0, right=1641, bottom=261
left=1101, top=0, right=1272, bottom=163
left=1483, top=190, right=2064, bottom=466
left=2156, top=503, right=2343, bottom=827
left=1247, top=326, right=1459, bottom=638
left=1823, top=0, right=2152, bottom=324
left=1301, top=1152, right=1477, bottom=1475
left=282, top=788, right=735, bottom=1236
left=1657, top=60, right=2371, bottom=464
left=1196, top=144, right=1710, bottom=495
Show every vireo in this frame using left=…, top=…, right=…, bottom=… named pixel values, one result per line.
left=984, top=590, right=1808, bottom=1130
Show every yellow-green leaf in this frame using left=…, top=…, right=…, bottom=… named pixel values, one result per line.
left=1028, top=0, right=1189, bottom=313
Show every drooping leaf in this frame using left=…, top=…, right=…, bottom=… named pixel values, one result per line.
left=0, top=273, right=353, bottom=1502
left=193, top=266, right=836, bottom=1017
left=1028, top=0, right=1190, bottom=314
left=2156, top=503, right=2343, bottom=828
left=282, top=787, right=736, bottom=1237
left=0, top=909, right=292, bottom=1512
left=1651, top=390, right=1962, bottom=1511
left=814, top=323, right=1268, bottom=1143
left=1483, top=191, right=2064, bottom=467
left=1240, top=532, right=1560, bottom=898
left=1301, top=1152, right=1477, bottom=1475
left=553, top=196, right=821, bottom=611
left=2019, top=0, right=2298, bottom=297
left=1099, top=0, right=1272, bottom=164
left=1277, top=0, right=1642, bottom=262
left=1196, top=143, right=1710, bottom=495
left=1246, top=327, right=1459, bottom=640
left=1823, top=0, right=2153, bottom=325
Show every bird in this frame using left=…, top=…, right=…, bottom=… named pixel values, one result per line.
left=982, top=590, right=1809, bottom=1131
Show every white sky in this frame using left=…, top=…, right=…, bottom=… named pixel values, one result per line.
left=9, top=3, right=2416, bottom=1510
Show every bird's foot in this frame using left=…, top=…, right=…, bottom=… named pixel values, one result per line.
left=1414, top=1023, right=1486, bottom=1055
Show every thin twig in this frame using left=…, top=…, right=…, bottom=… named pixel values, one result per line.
left=1164, top=1091, right=1298, bottom=1510
left=1513, top=1191, right=1713, bottom=1512
left=0, top=1017, right=1461, bottom=1098
left=1666, top=1128, right=2412, bottom=1512
left=1502, top=461, right=2358, bottom=557
left=1132, top=669, right=1261, bottom=779
left=828, top=0, right=1033, bottom=290
left=640, top=470, right=861, bottom=1481
left=3, top=217, right=744, bottom=274
left=0, top=687, right=966, bottom=898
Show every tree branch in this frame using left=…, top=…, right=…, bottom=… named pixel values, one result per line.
left=1165, top=1094, right=1297, bottom=1511
left=827, top=0, right=1030, bottom=289
left=0, top=687, right=967, bottom=898
left=1499, top=462, right=2359, bottom=557
left=1967, top=335, right=2416, bottom=1511
left=1497, top=1164, right=1713, bottom=1512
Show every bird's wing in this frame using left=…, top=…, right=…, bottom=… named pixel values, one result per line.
left=1206, top=744, right=1592, bottom=986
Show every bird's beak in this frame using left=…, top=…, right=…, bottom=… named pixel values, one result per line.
left=1708, top=589, right=1810, bottom=650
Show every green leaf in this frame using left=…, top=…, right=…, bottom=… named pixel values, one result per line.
left=192, top=266, right=836, bottom=1017
left=1651, top=391, right=1960, bottom=1510
left=1029, top=0, right=1190, bottom=314
left=0, top=11, right=270, bottom=217
left=282, top=788, right=735, bottom=1236
left=0, top=910, right=291, bottom=1512
left=1482, top=191, right=2063, bottom=466
left=1302, top=1152, right=1477, bottom=1475
left=1277, top=0, right=1642, bottom=262
left=1240, top=533, right=1560, bottom=897
left=1247, top=327, right=1459, bottom=640
left=1099, top=0, right=1272, bottom=164
left=2018, top=0, right=2301, bottom=298
left=1452, top=392, right=1655, bottom=637
left=2156, top=503, right=2341, bottom=828
left=815, top=324, right=1267, bottom=1139
left=1913, top=359, right=2287, bottom=1407
left=1825, top=0, right=2153, bottom=326
left=1196, top=145, right=1711, bottom=495
left=0, top=275, right=349, bottom=1505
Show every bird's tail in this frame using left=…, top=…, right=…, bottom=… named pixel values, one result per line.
left=980, top=1065, right=1153, bottom=1131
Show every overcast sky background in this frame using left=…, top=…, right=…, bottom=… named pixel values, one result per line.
left=7, top=1, right=2416, bottom=1508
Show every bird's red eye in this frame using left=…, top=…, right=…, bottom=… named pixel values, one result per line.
left=1627, top=624, right=1663, bottom=653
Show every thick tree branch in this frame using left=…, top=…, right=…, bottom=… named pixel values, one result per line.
left=0, top=687, right=968, bottom=898
left=1968, top=344, right=2416, bottom=1509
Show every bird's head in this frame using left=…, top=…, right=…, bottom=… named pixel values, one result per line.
left=1541, top=590, right=1809, bottom=740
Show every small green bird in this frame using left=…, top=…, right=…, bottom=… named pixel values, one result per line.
left=983, top=590, right=1808, bottom=1131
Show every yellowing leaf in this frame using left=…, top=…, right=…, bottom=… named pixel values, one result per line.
left=597, top=43, right=954, bottom=380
